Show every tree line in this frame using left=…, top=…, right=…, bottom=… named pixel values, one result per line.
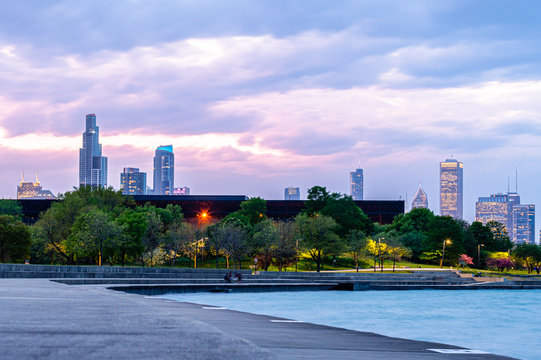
left=1, top=185, right=540, bottom=273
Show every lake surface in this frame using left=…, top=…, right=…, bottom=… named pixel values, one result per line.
left=161, top=289, right=540, bottom=360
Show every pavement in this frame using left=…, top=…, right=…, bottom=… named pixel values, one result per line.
left=0, top=279, right=517, bottom=360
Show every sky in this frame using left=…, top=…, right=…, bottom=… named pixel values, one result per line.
left=1, top=1, right=541, bottom=236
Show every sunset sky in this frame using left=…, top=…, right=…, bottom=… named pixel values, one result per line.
left=1, top=1, right=541, bottom=232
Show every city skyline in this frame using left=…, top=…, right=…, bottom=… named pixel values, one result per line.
left=1, top=2, right=541, bottom=237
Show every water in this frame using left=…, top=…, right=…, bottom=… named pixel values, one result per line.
left=161, top=290, right=540, bottom=360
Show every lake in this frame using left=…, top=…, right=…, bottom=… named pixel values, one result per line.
left=161, top=289, right=540, bottom=360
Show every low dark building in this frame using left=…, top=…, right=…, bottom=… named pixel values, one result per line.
left=19, top=195, right=404, bottom=225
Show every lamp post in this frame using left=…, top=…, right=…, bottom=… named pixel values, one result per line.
left=477, top=244, right=484, bottom=268
left=440, top=239, right=452, bottom=268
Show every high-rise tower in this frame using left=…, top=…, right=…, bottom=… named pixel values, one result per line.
left=153, top=145, right=174, bottom=195
left=284, top=187, right=301, bottom=200
left=439, top=158, right=463, bottom=219
left=411, top=184, right=428, bottom=209
left=120, top=167, right=147, bottom=195
left=350, top=168, right=364, bottom=200
left=79, top=114, right=108, bottom=187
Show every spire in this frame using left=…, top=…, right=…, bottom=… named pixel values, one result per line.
left=35, top=170, right=39, bottom=184
left=21, top=171, right=24, bottom=182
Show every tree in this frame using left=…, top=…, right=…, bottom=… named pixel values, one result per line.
left=366, top=238, right=389, bottom=272
left=251, top=220, right=279, bottom=271
left=295, top=213, right=342, bottom=272
left=424, top=216, right=464, bottom=266
left=273, top=221, right=297, bottom=271
left=485, top=221, right=513, bottom=252
left=458, top=254, right=474, bottom=268
left=347, top=229, right=368, bottom=272
left=115, top=209, right=146, bottom=266
left=70, top=209, right=123, bottom=266
left=239, top=197, right=267, bottom=226
left=205, top=223, right=225, bottom=269
left=167, top=222, right=200, bottom=268
left=487, top=253, right=514, bottom=272
left=0, top=215, right=31, bottom=263
left=393, top=207, right=435, bottom=234
left=0, top=200, right=23, bottom=218
left=385, top=237, right=411, bottom=272
left=304, top=186, right=374, bottom=237
left=512, top=244, right=541, bottom=274
left=218, top=223, right=250, bottom=270
left=399, top=231, right=426, bottom=260
left=140, top=206, right=164, bottom=267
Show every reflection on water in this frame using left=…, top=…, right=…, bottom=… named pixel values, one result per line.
left=162, top=290, right=540, bottom=360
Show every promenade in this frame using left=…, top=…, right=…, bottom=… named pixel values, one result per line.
left=0, top=278, right=517, bottom=360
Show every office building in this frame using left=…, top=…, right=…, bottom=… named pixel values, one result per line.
left=350, top=168, right=364, bottom=200
left=17, top=172, right=55, bottom=199
left=153, top=145, right=174, bottom=195
left=284, top=187, right=300, bottom=200
left=411, top=184, right=428, bottom=209
left=512, top=204, right=535, bottom=244
left=475, top=193, right=511, bottom=232
left=120, top=168, right=147, bottom=195
left=79, top=114, right=108, bottom=187
left=173, top=187, right=190, bottom=195
left=440, top=158, right=463, bottom=219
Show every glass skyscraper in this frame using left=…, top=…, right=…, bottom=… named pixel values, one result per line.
left=439, top=158, right=463, bottom=219
left=350, top=168, right=364, bottom=200
left=411, top=184, right=428, bottom=209
left=512, top=204, right=535, bottom=244
left=120, top=167, right=147, bottom=195
left=79, top=114, right=108, bottom=187
left=153, top=145, right=174, bottom=195
left=475, top=193, right=511, bottom=233
left=284, top=187, right=301, bottom=200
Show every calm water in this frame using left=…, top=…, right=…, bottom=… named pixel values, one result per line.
left=161, top=290, right=540, bottom=360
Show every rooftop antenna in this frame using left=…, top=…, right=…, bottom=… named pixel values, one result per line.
left=357, top=152, right=362, bottom=169
left=515, top=168, right=518, bottom=193
left=35, top=170, right=39, bottom=183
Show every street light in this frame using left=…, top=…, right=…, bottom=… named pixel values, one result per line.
left=477, top=244, right=485, bottom=267
left=440, top=239, right=452, bottom=268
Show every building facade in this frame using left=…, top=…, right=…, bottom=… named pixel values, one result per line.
left=17, top=173, right=55, bottom=199
left=440, top=158, right=463, bottom=219
left=173, top=187, right=190, bottom=195
left=512, top=204, right=535, bottom=244
left=284, top=187, right=301, bottom=200
left=475, top=193, right=511, bottom=231
left=120, top=168, right=147, bottom=195
left=411, top=184, right=428, bottom=209
left=153, top=145, right=174, bottom=195
left=79, top=114, right=108, bottom=187
left=350, top=168, right=364, bottom=200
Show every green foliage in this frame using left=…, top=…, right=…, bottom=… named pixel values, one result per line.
left=303, top=186, right=374, bottom=237
left=392, top=207, right=435, bottom=234
left=424, top=216, right=464, bottom=266
left=273, top=221, right=297, bottom=271
left=0, top=200, right=23, bottom=218
left=347, top=229, right=368, bottom=271
left=0, top=215, right=32, bottom=263
left=485, top=221, right=513, bottom=252
left=512, top=244, right=541, bottom=274
left=295, top=213, right=342, bottom=272
left=239, top=197, right=267, bottom=225
left=251, top=219, right=279, bottom=271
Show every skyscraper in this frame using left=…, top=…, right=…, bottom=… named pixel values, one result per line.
left=120, top=168, right=147, bottom=195
left=350, top=168, right=363, bottom=200
left=17, top=172, right=55, bottom=199
left=79, top=114, right=108, bottom=187
left=475, top=193, right=511, bottom=231
left=284, top=187, right=300, bottom=200
left=440, top=158, right=463, bottom=219
left=153, top=145, right=174, bottom=195
left=411, top=184, right=428, bottom=209
left=512, top=204, right=535, bottom=244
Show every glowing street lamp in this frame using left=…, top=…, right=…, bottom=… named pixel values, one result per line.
left=440, top=239, right=452, bottom=268
left=477, top=244, right=485, bottom=267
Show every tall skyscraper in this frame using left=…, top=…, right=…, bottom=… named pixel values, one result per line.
left=120, top=168, right=147, bottom=195
left=284, top=187, right=300, bottom=200
left=411, top=184, right=428, bottom=209
left=79, top=114, right=108, bottom=187
left=512, top=204, right=535, bottom=244
left=350, top=168, right=364, bottom=200
left=439, top=158, right=463, bottom=219
left=153, top=145, right=174, bottom=195
left=475, top=193, right=511, bottom=233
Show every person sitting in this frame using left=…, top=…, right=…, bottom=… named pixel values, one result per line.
left=224, top=272, right=232, bottom=283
